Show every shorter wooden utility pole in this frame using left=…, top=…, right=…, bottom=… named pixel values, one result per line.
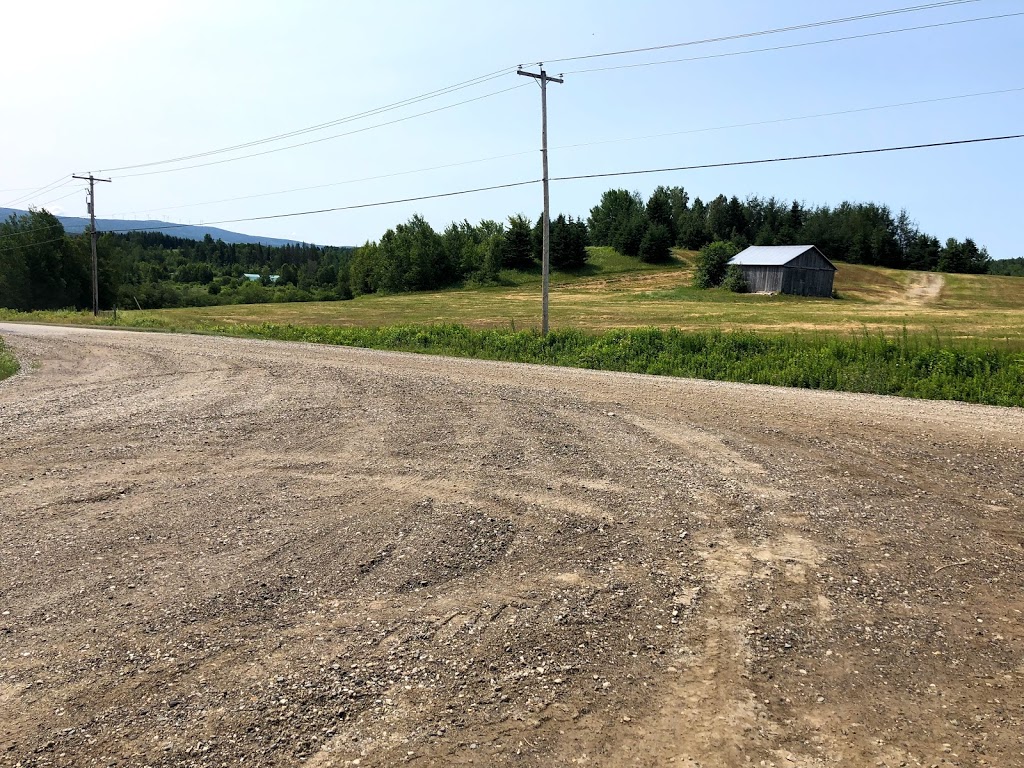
left=517, top=65, right=563, bottom=336
left=72, top=173, right=112, bottom=316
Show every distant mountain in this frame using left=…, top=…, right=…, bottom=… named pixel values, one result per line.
left=0, top=207, right=310, bottom=247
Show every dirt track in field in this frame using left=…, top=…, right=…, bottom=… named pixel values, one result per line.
left=904, top=273, right=946, bottom=304
left=1, top=323, right=1022, bottom=767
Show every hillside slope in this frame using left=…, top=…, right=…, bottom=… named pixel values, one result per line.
left=0, top=206, right=309, bottom=247
left=141, top=256, right=1024, bottom=344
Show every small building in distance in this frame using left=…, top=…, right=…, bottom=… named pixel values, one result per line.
left=242, top=273, right=280, bottom=283
left=728, top=245, right=836, bottom=297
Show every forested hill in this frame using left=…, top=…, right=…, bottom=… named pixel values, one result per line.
left=0, top=185, right=1006, bottom=312
left=587, top=187, right=994, bottom=274
left=0, top=209, right=353, bottom=311
left=0, top=207, right=307, bottom=248
left=989, top=257, right=1024, bottom=277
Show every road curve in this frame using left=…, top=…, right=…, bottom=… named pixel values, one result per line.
left=1, top=323, right=1022, bottom=767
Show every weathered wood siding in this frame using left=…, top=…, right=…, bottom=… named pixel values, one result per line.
left=788, top=250, right=833, bottom=270
left=738, top=265, right=784, bottom=293
left=781, top=266, right=835, bottom=297
left=738, top=248, right=835, bottom=297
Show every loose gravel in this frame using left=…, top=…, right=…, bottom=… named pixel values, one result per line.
left=1, top=323, right=1022, bottom=767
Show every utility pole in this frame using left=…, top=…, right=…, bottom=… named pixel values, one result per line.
left=72, top=173, right=112, bottom=316
left=517, top=65, right=563, bottom=336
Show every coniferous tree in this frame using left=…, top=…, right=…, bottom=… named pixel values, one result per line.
left=938, top=238, right=990, bottom=274
left=678, top=197, right=709, bottom=250
left=704, top=195, right=731, bottom=242
left=646, top=186, right=677, bottom=244
left=550, top=215, right=589, bottom=268
left=638, top=223, right=673, bottom=263
left=906, top=233, right=941, bottom=271
left=503, top=214, right=535, bottom=269
left=587, top=189, right=647, bottom=257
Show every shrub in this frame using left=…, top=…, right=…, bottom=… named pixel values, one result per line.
left=0, top=339, right=17, bottom=381
left=722, top=265, right=748, bottom=293
left=693, top=241, right=740, bottom=288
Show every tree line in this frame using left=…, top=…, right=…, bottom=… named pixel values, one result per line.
left=347, top=213, right=588, bottom=295
left=989, top=257, right=1024, bottom=277
left=0, top=209, right=587, bottom=311
left=587, top=186, right=992, bottom=273
left=0, top=209, right=355, bottom=311
left=0, top=186, right=1000, bottom=311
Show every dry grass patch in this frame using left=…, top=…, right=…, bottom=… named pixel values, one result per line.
left=3, top=258, right=1022, bottom=345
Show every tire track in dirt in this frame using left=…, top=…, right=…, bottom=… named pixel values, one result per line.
left=598, top=414, right=824, bottom=765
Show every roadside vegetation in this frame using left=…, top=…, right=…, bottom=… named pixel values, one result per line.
left=4, top=239, right=1022, bottom=406
left=241, top=323, right=1024, bottom=406
left=30, top=319, right=1024, bottom=406
left=4, top=254, right=1020, bottom=341
left=3, top=307, right=1021, bottom=405
left=0, top=338, right=18, bottom=381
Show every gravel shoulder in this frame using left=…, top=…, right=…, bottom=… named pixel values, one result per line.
left=1, top=323, right=1022, bottom=767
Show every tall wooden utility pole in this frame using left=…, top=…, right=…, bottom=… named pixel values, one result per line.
left=72, top=173, right=112, bottom=316
left=517, top=65, right=563, bottom=336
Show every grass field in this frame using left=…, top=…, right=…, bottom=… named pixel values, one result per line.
left=3, top=248, right=1023, bottom=405
left=4, top=247, right=1021, bottom=345
left=225, top=323, right=1024, bottom=406
left=0, top=338, right=18, bottom=381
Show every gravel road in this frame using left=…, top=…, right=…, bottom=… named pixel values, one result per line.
left=1, top=323, right=1022, bottom=767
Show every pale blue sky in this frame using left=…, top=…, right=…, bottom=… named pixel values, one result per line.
left=3, top=0, right=1022, bottom=257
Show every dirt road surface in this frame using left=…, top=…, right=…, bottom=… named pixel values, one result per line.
left=1, top=324, right=1022, bottom=767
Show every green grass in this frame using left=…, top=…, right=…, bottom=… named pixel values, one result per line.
left=134, top=321, right=1024, bottom=407
left=5, top=256, right=1020, bottom=343
left=939, top=273, right=1024, bottom=309
left=495, top=245, right=688, bottom=286
left=5, top=311, right=1018, bottom=405
left=136, top=260, right=1024, bottom=345
left=3, top=253, right=1023, bottom=405
left=0, top=338, right=19, bottom=381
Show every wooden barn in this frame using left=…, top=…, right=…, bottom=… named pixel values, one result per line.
left=728, top=245, right=837, bottom=297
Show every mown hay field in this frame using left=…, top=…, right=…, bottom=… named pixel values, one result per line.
left=7, top=249, right=1020, bottom=345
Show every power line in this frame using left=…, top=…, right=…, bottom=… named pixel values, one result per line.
left=103, top=179, right=544, bottom=233
left=108, top=149, right=538, bottom=218
left=95, top=66, right=519, bottom=174
left=551, top=134, right=1024, bottom=183
left=3, top=181, right=77, bottom=211
left=90, top=182, right=541, bottom=234
left=0, top=234, right=70, bottom=254
left=103, top=84, right=1022, bottom=220
left=20, top=2, right=999, bottom=194
left=0, top=186, right=51, bottom=194
left=61, top=7, right=1018, bottom=188
left=94, top=133, right=1023, bottom=234
left=553, top=86, right=1024, bottom=151
left=37, top=186, right=87, bottom=209
left=4, top=1, right=998, bottom=202
left=543, top=0, right=984, bottom=65
left=5, top=130, right=1021, bottom=245
left=109, top=82, right=529, bottom=179
left=3, top=175, right=72, bottom=208
left=72, top=1, right=985, bottom=178
left=563, top=12, right=1024, bottom=75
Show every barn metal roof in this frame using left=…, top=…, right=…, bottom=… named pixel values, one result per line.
left=729, top=245, right=835, bottom=269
